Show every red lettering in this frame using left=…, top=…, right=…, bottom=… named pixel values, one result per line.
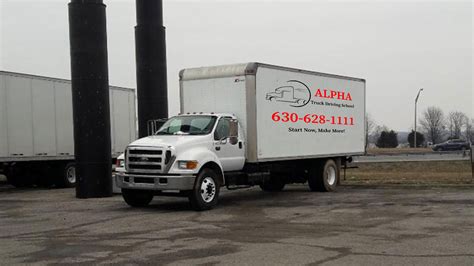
left=346, top=92, right=352, bottom=101
left=337, top=91, right=344, bottom=100
left=315, top=89, right=322, bottom=97
left=313, top=88, right=352, bottom=101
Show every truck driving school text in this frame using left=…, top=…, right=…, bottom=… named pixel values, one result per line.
left=266, top=82, right=356, bottom=135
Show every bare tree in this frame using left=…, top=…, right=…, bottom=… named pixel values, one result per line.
left=419, top=106, right=445, bottom=144
left=464, top=118, right=473, bottom=143
left=365, top=113, right=376, bottom=149
left=447, top=111, right=467, bottom=139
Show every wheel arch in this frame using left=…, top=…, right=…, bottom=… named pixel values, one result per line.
left=199, top=161, right=225, bottom=186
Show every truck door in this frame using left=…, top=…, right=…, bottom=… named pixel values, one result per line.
left=213, top=117, right=245, bottom=171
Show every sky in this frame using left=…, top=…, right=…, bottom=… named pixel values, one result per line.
left=0, top=0, right=472, bottom=131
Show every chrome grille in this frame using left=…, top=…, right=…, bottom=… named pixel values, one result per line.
left=126, top=146, right=165, bottom=174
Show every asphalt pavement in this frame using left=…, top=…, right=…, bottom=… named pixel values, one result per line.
left=0, top=184, right=473, bottom=265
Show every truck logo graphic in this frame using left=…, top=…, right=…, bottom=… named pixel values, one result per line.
left=265, top=80, right=311, bottom=107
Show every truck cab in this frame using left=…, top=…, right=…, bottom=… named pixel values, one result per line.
left=116, top=113, right=246, bottom=210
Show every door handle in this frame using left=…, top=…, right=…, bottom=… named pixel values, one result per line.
left=239, top=141, right=242, bottom=149
left=215, top=146, right=221, bottom=151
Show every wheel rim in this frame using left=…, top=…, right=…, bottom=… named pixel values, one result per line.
left=200, top=177, right=216, bottom=203
left=326, top=166, right=336, bottom=186
left=66, top=166, right=76, bottom=184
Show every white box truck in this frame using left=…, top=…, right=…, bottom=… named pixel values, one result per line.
left=0, top=71, right=136, bottom=187
left=115, top=63, right=365, bottom=210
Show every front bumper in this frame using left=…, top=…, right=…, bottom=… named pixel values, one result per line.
left=115, top=172, right=196, bottom=191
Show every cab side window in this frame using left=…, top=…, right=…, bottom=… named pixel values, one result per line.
left=214, top=118, right=230, bottom=141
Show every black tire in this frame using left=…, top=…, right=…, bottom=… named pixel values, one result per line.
left=188, top=168, right=220, bottom=211
left=260, top=174, right=286, bottom=192
left=56, top=162, right=76, bottom=188
left=122, top=189, right=154, bottom=207
left=308, top=159, right=339, bottom=192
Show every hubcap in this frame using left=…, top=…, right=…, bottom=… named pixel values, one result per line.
left=326, top=166, right=336, bottom=186
left=200, top=177, right=216, bottom=203
left=67, top=166, right=76, bottom=184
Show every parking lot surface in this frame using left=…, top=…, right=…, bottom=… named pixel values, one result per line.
left=0, top=183, right=473, bottom=265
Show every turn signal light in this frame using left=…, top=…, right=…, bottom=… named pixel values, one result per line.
left=178, top=160, right=198, bottom=169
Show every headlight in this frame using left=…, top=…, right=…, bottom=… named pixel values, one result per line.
left=178, top=160, right=198, bottom=170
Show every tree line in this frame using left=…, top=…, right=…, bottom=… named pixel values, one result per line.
left=366, top=107, right=473, bottom=148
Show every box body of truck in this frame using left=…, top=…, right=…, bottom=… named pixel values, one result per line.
left=0, top=71, right=136, bottom=186
left=180, top=62, right=366, bottom=162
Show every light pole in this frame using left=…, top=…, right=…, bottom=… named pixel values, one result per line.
left=414, top=88, right=423, bottom=148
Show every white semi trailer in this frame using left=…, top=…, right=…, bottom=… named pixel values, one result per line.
left=115, top=63, right=365, bottom=210
left=0, top=71, right=136, bottom=187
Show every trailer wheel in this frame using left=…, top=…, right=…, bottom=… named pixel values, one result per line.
left=56, top=163, right=76, bottom=188
left=259, top=175, right=285, bottom=192
left=122, top=189, right=154, bottom=207
left=188, top=168, right=220, bottom=211
left=308, top=159, right=339, bottom=192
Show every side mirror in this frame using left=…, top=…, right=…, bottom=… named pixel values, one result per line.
left=219, top=136, right=228, bottom=144
left=229, top=119, right=239, bottom=145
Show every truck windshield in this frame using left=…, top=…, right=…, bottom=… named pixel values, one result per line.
left=155, top=115, right=217, bottom=135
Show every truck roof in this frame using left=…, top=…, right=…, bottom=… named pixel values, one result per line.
left=179, top=62, right=365, bottom=83
left=0, top=70, right=134, bottom=92
left=177, top=112, right=236, bottom=118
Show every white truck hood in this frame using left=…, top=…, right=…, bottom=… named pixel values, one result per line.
left=128, top=135, right=210, bottom=150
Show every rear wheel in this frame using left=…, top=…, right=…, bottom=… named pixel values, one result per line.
left=56, top=162, right=76, bottom=188
left=308, top=159, right=339, bottom=192
left=188, top=168, right=220, bottom=211
left=122, top=189, right=154, bottom=207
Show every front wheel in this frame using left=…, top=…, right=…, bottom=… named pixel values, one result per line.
left=188, top=168, right=220, bottom=211
left=122, top=189, right=154, bottom=207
